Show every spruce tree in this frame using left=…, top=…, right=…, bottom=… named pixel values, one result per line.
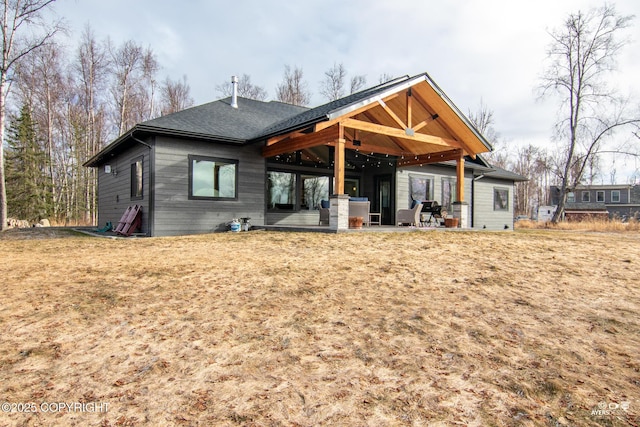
left=5, top=105, right=52, bottom=222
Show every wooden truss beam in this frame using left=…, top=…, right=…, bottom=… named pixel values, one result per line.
left=341, top=118, right=462, bottom=150
left=314, top=93, right=400, bottom=133
left=396, top=149, right=464, bottom=167
left=262, top=125, right=339, bottom=158
left=361, top=111, right=413, bottom=154
left=266, top=131, right=305, bottom=146
left=411, top=89, right=476, bottom=159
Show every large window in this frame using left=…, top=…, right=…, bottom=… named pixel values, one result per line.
left=409, top=174, right=433, bottom=205
left=567, top=192, right=575, bottom=203
left=441, top=177, right=456, bottom=212
left=611, top=190, right=620, bottom=203
left=581, top=191, right=590, bottom=202
left=268, top=171, right=330, bottom=210
left=189, top=155, right=238, bottom=200
left=130, top=156, right=143, bottom=200
left=494, top=187, right=509, bottom=211
left=301, top=175, right=329, bottom=210
left=268, top=171, right=296, bottom=209
left=596, top=191, right=605, bottom=203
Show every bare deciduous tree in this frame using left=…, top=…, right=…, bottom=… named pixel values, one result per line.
left=160, top=75, right=194, bottom=115
left=109, top=40, right=159, bottom=136
left=319, top=62, right=366, bottom=102
left=467, top=99, right=508, bottom=169
left=350, top=75, right=366, bottom=94
left=378, top=73, right=395, bottom=84
left=319, top=62, right=346, bottom=101
left=0, top=0, right=62, bottom=231
left=275, top=65, right=310, bottom=106
left=216, top=74, right=267, bottom=101
left=539, top=4, right=639, bottom=223
left=76, top=26, right=109, bottom=223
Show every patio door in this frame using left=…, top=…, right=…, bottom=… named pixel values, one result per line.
left=375, top=174, right=393, bottom=225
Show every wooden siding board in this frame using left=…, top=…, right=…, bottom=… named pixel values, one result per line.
left=152, top=137, right=266, bottom=236
left=396, top=165, right=514, bottom=229
left=473, top=178, right=514, bottom=230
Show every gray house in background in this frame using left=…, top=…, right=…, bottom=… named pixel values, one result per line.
left=84, top=73, right=525, bottom=236
left=550, top=184, right=640, bottom=220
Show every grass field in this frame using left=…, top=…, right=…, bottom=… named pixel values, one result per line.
left=1, top=228, right=639, bottom=426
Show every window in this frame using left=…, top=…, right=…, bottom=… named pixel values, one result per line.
left=611, top=190, right=620, bottom=203
left=189, top=155, right=238, bottom=199
left=268, top=171, right=296, bottom=209
left=441, top=177, right=456, bottom=212
left=130, top=156, right=143, bottom=200
left=596, top=191, right=605, bottom=203
left=301, top=175, right=329, bottom=210
left=409, top=174, right=433, bottom=205
left=581, top=191, right=590, bottom=202
left=345, top=178, right=359, bottom=197
left=567, top=192, right=575, bottom=203
left=494, top=188, right=509, bottom=211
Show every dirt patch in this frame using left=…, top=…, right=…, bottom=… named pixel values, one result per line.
left=0, top=227, right=89, bottom=241
left=0, top=229, right=639, bottom=426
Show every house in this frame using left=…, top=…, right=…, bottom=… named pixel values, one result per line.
left=84, top=73, right=525, bottom=236
left=550, top=184, right=640, bottom=221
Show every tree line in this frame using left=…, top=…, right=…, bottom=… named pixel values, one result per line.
left=1, top=1, right=638, bottom=229
left=0, top=3, right=376, bottom=228
left=1, top=0, right=197, bottom=227
left=477, top=4, right=640, bottom=220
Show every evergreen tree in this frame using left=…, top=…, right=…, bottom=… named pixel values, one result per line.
left=5, top=105, right=52, bottom=222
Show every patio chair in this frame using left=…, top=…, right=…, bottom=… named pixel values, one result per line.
left=318, top=200, right=330, bottom=225
left=396, top=202, right=423, bottom=226
left=348, top=199, right=370, bottom=226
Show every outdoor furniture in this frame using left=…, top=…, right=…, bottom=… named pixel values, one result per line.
left=114, top=205, right=142, bottom=236
left=421, top=200, right=443, bottom=226
left=368, top=212, right=381, bottom=226
left=349, top=200, right=370, bottom=226
left=396, top=202, right=423, bottom=226
left=318, top=200, right=330, bottom=225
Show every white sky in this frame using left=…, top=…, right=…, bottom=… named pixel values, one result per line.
left=52, top=0, right=640, bottom=182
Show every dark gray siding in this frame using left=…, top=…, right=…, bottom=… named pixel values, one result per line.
left=153, top=137, right=266, bottom=236
left=96, top=144, right=151, bottom=234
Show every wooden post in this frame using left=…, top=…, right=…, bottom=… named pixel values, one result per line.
left=334, top=124, right=345, bottom=195
left=456, top=156, right=465, bottom=202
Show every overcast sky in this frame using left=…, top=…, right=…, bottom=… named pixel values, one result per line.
left=53, top=0, right=640, bottom=182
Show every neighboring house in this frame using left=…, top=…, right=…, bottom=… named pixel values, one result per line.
left=550, top=184, right=640, bottom=220
left=85, top=73, right=525, bottom=236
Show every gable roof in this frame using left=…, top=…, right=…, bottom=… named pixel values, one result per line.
left=255, top=76, right=412, bottom=140
left=256, top=73, right=492, bottom=154
left=85, top=72, right=492, bottom=167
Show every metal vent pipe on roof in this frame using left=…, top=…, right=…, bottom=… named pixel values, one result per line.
left=231, top=75, right=238, bottom=108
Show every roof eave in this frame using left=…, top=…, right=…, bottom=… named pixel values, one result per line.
left=325, top=73, right=493, bottom=153
left=250, top=117, right=330, bottom=143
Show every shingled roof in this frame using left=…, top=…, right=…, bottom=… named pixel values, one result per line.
left=84, top=97, right=307, bottom=166
left=85, top=72, right=492, bottom=167
left=254, top=76, right=412, bottom=140
left=138, top=97, right=308, bottom=142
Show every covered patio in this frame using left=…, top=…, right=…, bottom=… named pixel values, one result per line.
left=261, top=74, right=492, bottom=231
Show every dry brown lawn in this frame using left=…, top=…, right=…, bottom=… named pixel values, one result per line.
left=0, top=228, right=639, bottom=426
